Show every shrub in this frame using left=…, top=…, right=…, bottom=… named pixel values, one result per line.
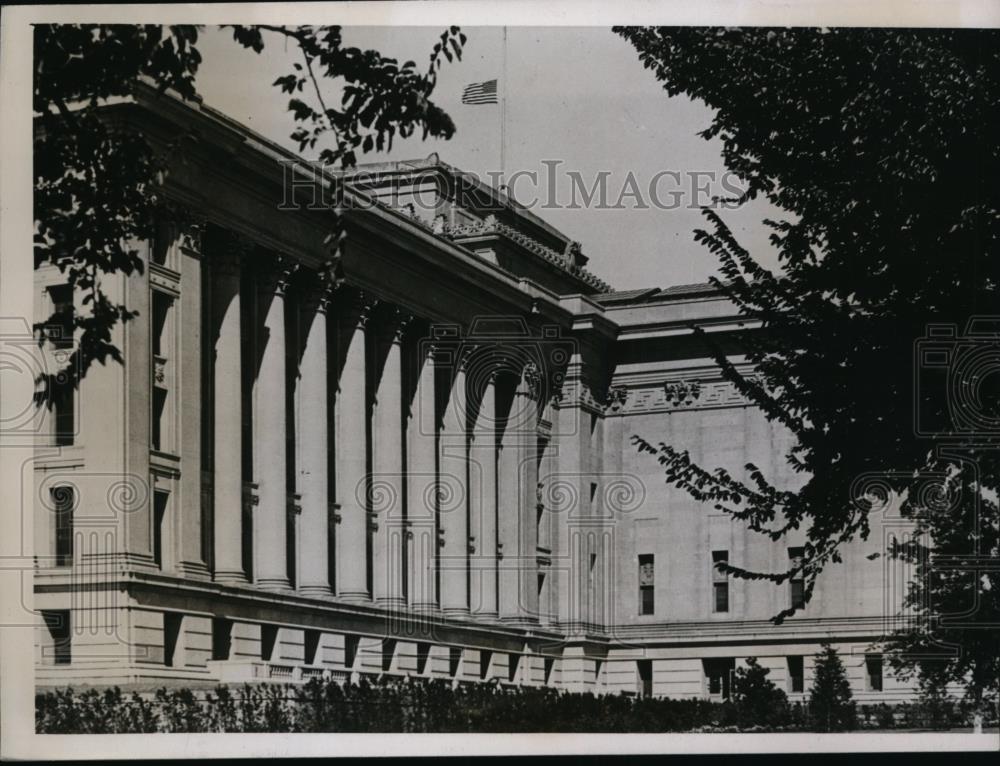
left=730, top=657, right=791, bottom=729
left=807, top=644, right=857, bottom=731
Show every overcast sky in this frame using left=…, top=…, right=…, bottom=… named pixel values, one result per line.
left=196, top=26, right=782, bottom=291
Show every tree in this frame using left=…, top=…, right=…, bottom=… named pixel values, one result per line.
left=729, top=657, right=790, bottom=729
left=616, top=27, right=1000, bottom=705
left=808, top=644, right=857, bottom=732
left=33, top=24, right=466, bottom=402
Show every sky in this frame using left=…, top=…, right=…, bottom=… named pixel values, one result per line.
left=196, top=26, right=782, bottom=291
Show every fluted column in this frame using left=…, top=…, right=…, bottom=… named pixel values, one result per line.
left=372, top=308, right=409, bottom=607
left=252, top=258, right=296, bottom=591
left=296, top=278, right=335, bottom=597
left=335, top=291, right=373, bottom=601
left=212, top=240, right=247, bottom=584
left=439, top=346, right=470, bottom=615
left=469, top=361, right=499, bottom=617
left=211, top=238, right=248, bottom=585
left=407, top=337, right=438, bottom=611
left=498, top=362, right=541, bottom=623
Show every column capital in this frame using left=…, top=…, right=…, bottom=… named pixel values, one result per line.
left=215, top=232, right=253, bottom=276
left=518, top=361, right=543, bottom=401
left=258, top=255, right=299, bottom=296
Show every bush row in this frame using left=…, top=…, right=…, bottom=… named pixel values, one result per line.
left=35, top=673, right=977, bottom=734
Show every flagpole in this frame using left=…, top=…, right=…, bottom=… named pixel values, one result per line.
left=500, top=25, right=507, bottom=196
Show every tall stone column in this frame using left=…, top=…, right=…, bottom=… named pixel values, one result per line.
left=372, top=308, right=410, bottom=607
left=211, top=238, right=248, bottom=585
left=498, top=363, right=540, bottom=624
left=407, top=338, right=438, bottom=611
left=252, top=258, right=296, bottom=591
left=469, top=362, right=499, bottom=617
left=296, top=278, right=335, bottom=597
left=335, top=291, right=372, bottom=601
left=439, top=348, right=470, bottom=615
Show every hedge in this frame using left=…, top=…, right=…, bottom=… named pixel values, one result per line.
left=34, top=674, right=979, bottom=734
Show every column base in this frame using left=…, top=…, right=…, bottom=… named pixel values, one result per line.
left=297, top=584, right=334, bottom=599
left=441, top=606, right=471, bottom=619
left=375, top=596, right=407, bottom=610
left=256, top=577, right=294, bottom=593
left=337, top=590, right=372, bottom=604
left=177, top=560, right=212, bottom=581
left=498, top=615, right=540, bottom=628
left=214, top=570, right=249, bottom=586
left=470, top=609, right=499, bottom=621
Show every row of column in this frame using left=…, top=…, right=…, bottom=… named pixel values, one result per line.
left=206, top=241, right=544, bottom=622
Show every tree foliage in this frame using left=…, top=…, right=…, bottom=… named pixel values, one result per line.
left=33, top=24, right=465, bottom=401
left=617, top=26, right=1000, bottom=703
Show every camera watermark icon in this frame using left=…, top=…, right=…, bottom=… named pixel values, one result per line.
left=914, top=317, right=1000, bottom=439
left=0, top=317, right=81, bottom=445
left=31, top=469, right=150, bottom=660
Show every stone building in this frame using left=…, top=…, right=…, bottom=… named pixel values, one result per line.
left=34, top=82, right=916, bottom=703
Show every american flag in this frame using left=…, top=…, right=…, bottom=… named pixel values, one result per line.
left=461, top=79, right=499, bottom=105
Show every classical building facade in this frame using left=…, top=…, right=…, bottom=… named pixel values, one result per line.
left=34, top=83, right=917, bottom=702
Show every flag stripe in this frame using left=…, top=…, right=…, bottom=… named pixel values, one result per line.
left=462, top=79, right=499, bottom=104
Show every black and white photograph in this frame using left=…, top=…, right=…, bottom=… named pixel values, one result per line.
left=1, top=0, right=999, bottom=757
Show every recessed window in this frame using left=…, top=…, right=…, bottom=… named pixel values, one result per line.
left=448, top=647, right=461, bottom=678
left=304, top=629, right=321, bottom=666
left=211, top=618, right=232, bottom=661
left=47, top=285, right=74, bottom=349
left=866, top=654, right=883, bottom=692
left=508, top=653, right=520, bottom=683
left=789, top=547, right=806, bottom=610
left=163, top=613, right=183, bottom=667
left=261, top=624, right=278, bottom=662
left=344, top=634, right=359, bottom=669
left=480, top=649, right=492, bottom=680
left=153, top=491, right=168, bottom=569
left=637, top=659, right=653, bottom=698
left=712, top=550, right=729, bottom=613
left=42, top=610, right=71, bottom=666
left=416, top=642, right=430, bottom=675
left=638, top=554, right=655, bottom=615
left=52, top=486, right=74, bottom=567
left=788, top=655, right=804, bottom=693
left=704, top=657, right=735, bottom=699
left=53, top=383, right=75, bottom=447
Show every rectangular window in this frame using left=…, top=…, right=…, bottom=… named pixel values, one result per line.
left=151, top=290, right=172, bottom=452
left=637, top=659, right=653, bottom=698
left=344, top=634, right=359, bottom=669
left=415, top=642, right=430, bottom=675
left=789, top=546, right=806, bottom=610
left=448, top=647, right=461, bottom=678
left=43, top=610, right=71, bottom=666
left=480, top=649, right=492, bottom=680
left=261, top=624, right=278, bottom=662
left=163, top=613, right=183, bottom=668
left=638, top=554, right=655, bottom=615
left=47, top=285, right=74, bottom=349
left=53, top=383, right=75, bottom=447
left=508, top=653, right=520, bottom=683
left=46, top=281, right=75, bottom=446
left=211, top=618, right=232, bottom=661
left=53, top=486, right=74, bottom=567
left=304, top=630, right=321, bottom=666
left=866, top=654, right=883, bottom=692
left=712, top=550, right=729, bottom=613
left=153, top=491, right=168, bottom=569
left=788, top=655, right=804, bottom=693
left=704, top=658, right=735, bottom=699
